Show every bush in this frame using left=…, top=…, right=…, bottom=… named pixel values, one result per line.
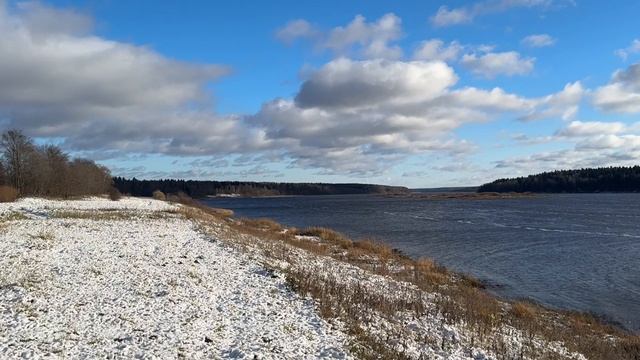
left=152, top=190, right=166, bottom=201
left=0, top=185, right=18, bottom=202
left=108, top=187, right=122, bottom=201
left=166, top=191, right=194, bottom=205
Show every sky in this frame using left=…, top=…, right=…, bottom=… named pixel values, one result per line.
left=1, top=0, right=640, bottom=188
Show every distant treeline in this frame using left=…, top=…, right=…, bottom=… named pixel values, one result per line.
left=113, top=178, right=409, bottom=198
left=478, top=166, right=640, bottom=193
left=0, top=130, right=112, bottom=198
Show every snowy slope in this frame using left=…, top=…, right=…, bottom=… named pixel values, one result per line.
left=0, top=198, right=350, bottom=359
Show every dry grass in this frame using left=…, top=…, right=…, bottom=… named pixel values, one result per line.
left=0, top=185, right=19, bottom=203
left=108, top=187, right=122, bottom=201
left=51, top=210, right=140, bottom=221
left=0, top=211, right=28, bottom=222
left=152, top=190, right=166, bottom=201
left=239, top=218, right=283, bottom=232
left=296, top=227, right=354, bottom=249
left=510, top=301, right=537, bottom=320
left=178, top=204, right=640, bottom=360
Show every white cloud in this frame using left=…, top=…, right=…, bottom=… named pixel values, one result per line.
left=0, top=1, right=275, bottom=156
left=430, top=6, right=473, bottom=27
left=496, top=120, right=640, bottom=172
left=276, top=13, right=403, bottom=60
left=413, top=39, right=463, bottom=62
left=521, top=34, right=556, bottom=47
left=593, top=63, right=640, bottom=113
left=430, top=0, right=572, bottom=27
left=251, top=58, right=549, bottom=175
left=275, top=19, right=318, bottom=44
left=461, top=51, right=535, bottom=78
left=556, top=120, right=627, bottom=137
left=615, top=39, right=640, bottom=61
left=294, top=58, right=457, bottom=109
left=521, top=81, right=584, bottom=121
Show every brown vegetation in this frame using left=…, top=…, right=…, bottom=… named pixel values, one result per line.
left=0, top=185, right=18, bottom=202
left=152, top=190, right=166, bottom=201
left=178, top=204, right=640, bottom=360
left=0, top=129, right=112, bottom=198
left=108, top=187, right=122, bottom=201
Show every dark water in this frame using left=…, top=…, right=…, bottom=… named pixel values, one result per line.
left=203, top=193, right=640, bottom=332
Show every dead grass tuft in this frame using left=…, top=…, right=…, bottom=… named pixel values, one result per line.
left=511, top=301, right=537, bottom=320
left=297, top=227, right=353, bottom=249
left=240, top=218, right=283, bottom=232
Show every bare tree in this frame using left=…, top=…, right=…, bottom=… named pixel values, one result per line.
left=0, top=161, right=5, bottom=185
left=42, top=145, right=70, bottom=197
left=0, top=130, right=35, bottom=193
left=68, top=159, right=112, bottom=196
left=0, top=129, right=113, bottom=198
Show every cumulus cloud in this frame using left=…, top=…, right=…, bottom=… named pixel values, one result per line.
left=430, top=0, right=572, bottom=27
left=593, top=63, right=640, bottom=113
left=430, top=6, right=473, bottom=27
left=275, top=19, right=318, bottom=44
left=496, top=119, right=640, bottom=172
left=14, top=1, right=94, bottom=36
left=521, top=34, right=556, bottom=48
left=0, top=1, right=279, bottom=157
left=556, top=120, right=627, bottom=137
left=615, top=39, right=640, bottom=61
left=461, top=51, right=535, bottom=78
left=294, top=58, right=457, bottom=109
left=249, top=58, right=569, bottom=175
left=413, top=39, right=463, bottom=62
left=520, top=82, right=584, bottom=121
left=275, top=13, right=403, bottom=60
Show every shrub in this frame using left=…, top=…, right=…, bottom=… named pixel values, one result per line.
left=107, top=186, right=122, bottom=201
left=167, top=191, right=194, bottom=205
left=0, top=185, right=18, bottom=202
left=152, top=190, right=166, bottom=201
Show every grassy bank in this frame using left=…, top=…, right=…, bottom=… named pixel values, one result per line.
left=180, top=201, right=640, bottom=360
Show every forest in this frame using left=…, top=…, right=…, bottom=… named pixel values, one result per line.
left=0, top=130, right=113, bottom=200
left=478, top=166, right=640, bottom=193
left=113, top=178, right=409, bottom=198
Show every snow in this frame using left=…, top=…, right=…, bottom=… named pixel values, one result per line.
left=0, top=197, right=588, bottom=360
left=0, top=197, right=350, bottom=359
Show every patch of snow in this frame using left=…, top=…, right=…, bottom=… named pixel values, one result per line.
left=0, top=198, right=350, bottom=359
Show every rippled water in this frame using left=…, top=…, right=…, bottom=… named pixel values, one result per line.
left=203, top=193, right=640, bottom=331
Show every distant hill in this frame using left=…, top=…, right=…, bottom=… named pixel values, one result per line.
left=113, top=177, right=410, bottom=198
left=478, top=166, right=640, bottom=193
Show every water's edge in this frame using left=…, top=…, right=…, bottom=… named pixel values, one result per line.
left=202, top=193, right=640, bottom=332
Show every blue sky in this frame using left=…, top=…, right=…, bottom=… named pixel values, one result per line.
left=2, top=0, right=640, bottom=187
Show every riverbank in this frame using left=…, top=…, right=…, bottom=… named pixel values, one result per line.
left=1, top=197, right=638, bottom=359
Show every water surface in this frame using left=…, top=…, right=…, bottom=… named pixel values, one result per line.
left=203, top=193, right=640, bottom=331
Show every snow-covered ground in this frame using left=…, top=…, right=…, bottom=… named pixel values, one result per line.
left=0, top=197, right=589, bottom=360
left=0, top=197, right=350, bottom=359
